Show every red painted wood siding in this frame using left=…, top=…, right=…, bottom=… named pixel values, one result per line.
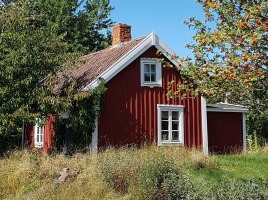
left=207, top=112, right=243, bottom=154
left=98, top=47, right=203, bottom=149
left=25, top=115, right=55, bottom=152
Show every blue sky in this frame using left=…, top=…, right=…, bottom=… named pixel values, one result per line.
left=109, top=0, right=205, bottom=58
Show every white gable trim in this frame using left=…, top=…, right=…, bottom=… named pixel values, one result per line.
left=82, top=32, right=179, bottom=91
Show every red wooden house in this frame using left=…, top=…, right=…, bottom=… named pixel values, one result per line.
left=25, top=24, right=248, bottom=154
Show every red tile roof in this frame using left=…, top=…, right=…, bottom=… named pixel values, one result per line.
left=55, top=36, right=146, bottom=94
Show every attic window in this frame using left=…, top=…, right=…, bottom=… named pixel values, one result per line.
left=140, top=58, right=162, bottom=88
left=34, top=119, right=44, bottom=148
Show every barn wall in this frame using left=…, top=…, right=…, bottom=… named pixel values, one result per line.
left=207, top=112, right=243, bottom=154
left=25, top=115, right=55, bottom=152
left=98, top=46, right=203, bottom=149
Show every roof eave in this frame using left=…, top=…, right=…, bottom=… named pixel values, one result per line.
left=206, top=107, right=249, bottom=113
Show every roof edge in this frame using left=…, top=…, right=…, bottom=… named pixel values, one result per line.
left=82, top=32, right=180, bottom=91
left=207, top=102, right=249, bottom=113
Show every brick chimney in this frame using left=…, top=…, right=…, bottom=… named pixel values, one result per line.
left=112, top=23, right=132, bottom=45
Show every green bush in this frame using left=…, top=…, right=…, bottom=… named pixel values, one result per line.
left=216, top=176, right=268, bottom=200
left=139, top=154, right=196, bottom=200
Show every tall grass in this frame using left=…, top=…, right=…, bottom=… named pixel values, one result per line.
left=0, top=146, right=267, bottom=200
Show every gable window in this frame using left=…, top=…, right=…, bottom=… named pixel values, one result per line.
left=157, top=105, right=184, bottom=146
left=140, top=58, right=162, bottom=87
left=34, top=119, right=44, bottom=148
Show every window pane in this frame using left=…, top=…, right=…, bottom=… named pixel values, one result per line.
left=161, top=111, right=168, bottom=120
left=172, top=131, right=179, bottom=141
left=144, top=64, right=150, bottom=72
left=37, top=134, right=39, bottom=142
left=172, top=111, right=179, bottom=120
left=172, top=121, right=179, bottom=130
left=151, top=64, right=156, bottom=72
left=144, top=73, right=150, bottom=81
left=151, top=73, right=156, bottom=82
left=161, top=131, right=169, bottom=141
left=40, top=134, right=43, bottom=143
left=161, top=121, right=168, bottom=130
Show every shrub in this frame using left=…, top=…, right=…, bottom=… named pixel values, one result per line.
left=139, top=154, right=196, bottom=200
left=97, top=148, right=140, bottom=194
left=216, top=176, right=268, bottom=200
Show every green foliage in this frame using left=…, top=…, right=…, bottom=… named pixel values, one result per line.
left=0, top=0, right=114, bottom=142
left=54, top=81, right=107, bottom=151
left=169, top=0, right=268, bottom=139
left=0, top=0, right=75, bottom=135
left=70, top=0, right=114, bottom=54
left=215, top=177, right=268, bottom=200
left=139, top=155, right=196, bottom=200
left=247, top=131, right=265, bottom=152
left=247, top=109, right=268, bottom=140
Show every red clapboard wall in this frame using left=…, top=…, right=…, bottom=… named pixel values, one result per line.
left=207, top=112, right=243, bottom=154
left=97, top=46, right=203, bottom=149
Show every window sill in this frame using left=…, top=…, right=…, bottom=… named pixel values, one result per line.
left=159, top=142, right=184, bottom=146
left=34, top=144, right=43, bottom=148
left=141, top=82, right=162, bottom=88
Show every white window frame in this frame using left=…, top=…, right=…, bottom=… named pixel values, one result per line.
left=157, top=104, right=184, bottom=146
left=34, top=119, right=44, bottom=148
left=140, top=58, right=162, bottom=88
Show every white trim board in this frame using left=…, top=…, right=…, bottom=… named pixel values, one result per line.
left=242, top=113, right=247, bottom=153
left=82, top=32, right=180, bottom=91
left=90, top=118, right=98, bottom=153
left=201, top=97, right=208, bottom=155
left=206, top=108, right=249, bottom=113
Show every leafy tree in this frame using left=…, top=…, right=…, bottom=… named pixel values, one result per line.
left=0, top=0, right=73, bottom=136
left=68, top=0, right=114, bottom=54
left=169, top=0, right=268, bottom=138
left=0, top=0, right=113, bottom=138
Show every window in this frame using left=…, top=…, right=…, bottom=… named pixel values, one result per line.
left=157, top=105, right=184, bottom=146
left=34, top=119, right=44, bottom=148
left=140, top=58, right=162, bottom=87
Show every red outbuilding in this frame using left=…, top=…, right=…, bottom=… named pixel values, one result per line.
left=24, top=24, right=248, bottom=154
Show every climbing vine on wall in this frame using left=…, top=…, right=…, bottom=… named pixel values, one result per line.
left=54, top=80, right=107, bottom=152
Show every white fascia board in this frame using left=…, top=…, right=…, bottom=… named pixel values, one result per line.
left=82, top=32, right=180, bottom=91
left=206, top=108, right=249, bottom=113
left=153, top=34, right=179, bottom=67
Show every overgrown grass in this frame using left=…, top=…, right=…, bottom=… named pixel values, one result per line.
left=0, top=146, right=268, bottom=199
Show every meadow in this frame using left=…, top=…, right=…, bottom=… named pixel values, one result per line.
left=0, top=146, right=268, bottom=200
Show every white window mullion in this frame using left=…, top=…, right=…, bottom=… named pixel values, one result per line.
left=168, top=111, right=172, bottom=142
